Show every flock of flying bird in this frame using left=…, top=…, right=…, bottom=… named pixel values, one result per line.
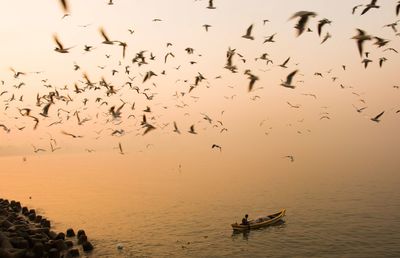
left=0, top=0, right=399, bottom=160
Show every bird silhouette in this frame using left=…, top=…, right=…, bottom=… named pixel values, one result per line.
left=397, top=1, right=400, bottom=16
left=290, top=11, right=317, bottom=36
left=173, top=121, right=181, bottom=134
left=242, top=24, right=254, bottom=40
left=211, top=144, right=222, bottom=151
left=206, top=0, right=216, bottom=9
left=283, top=155, right=294, bottom=162
left=317, top=18, right=332, bottom=37
left=188, top=125, right=197, bottom=134
left=203, top=24, right=212, bottom=32
left=53, top=34, right=73, bottom=53
left=371, top=111, right=384, bottom=122
left=361, top=0, right=380, bottom=15
left=59, top=0, right=69, bottom=13
left=279, top=57, right=290, bottom=68
left=99, top=27, right=114, bottom=44
left=281, top=70, right=298, bottom=89
left=352, top=29, right=372, bottom=57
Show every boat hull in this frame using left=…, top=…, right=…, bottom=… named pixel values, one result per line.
left=231, top=209, right=286, bottom=231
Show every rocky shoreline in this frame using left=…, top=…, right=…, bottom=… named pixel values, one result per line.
left=0, top=198, right=93, bottom=258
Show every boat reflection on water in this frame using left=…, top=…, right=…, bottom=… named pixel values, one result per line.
left=231, top=219, right=286, bottom=240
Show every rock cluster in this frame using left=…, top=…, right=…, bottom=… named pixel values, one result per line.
left=0, top=198, right=94, bottom=258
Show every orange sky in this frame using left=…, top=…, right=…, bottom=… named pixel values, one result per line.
left=0, top=0, right=399, bottom=176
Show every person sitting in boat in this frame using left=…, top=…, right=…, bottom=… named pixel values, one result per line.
left=241, top=214, right=249, bottom=225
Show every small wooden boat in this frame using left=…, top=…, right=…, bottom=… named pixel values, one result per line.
left=231, top=209, right=286, bottom=231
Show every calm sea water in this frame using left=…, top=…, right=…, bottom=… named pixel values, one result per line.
left=1, top=153, right=399, bottom=257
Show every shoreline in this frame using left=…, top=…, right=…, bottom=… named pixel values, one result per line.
left=0, top=198, right=93, bottom=258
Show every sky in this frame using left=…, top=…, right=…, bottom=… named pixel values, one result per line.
left=0, top=0, right=399, bottom=175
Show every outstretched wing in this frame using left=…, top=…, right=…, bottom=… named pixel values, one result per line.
left=53, top=35, right=64, bottom=49
left=100, top=27, right=110, bottom=42
left=286, top=70, right=298, bottom=85
left=246, top=24, right=253, bottom=36
left=373, top=111, right=384, bottom=120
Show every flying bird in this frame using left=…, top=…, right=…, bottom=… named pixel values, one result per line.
left=40, top=103, right=52, bottom=117
left=246, top=72, right=259, bottom=92
left=374, top=37, right=390, bottom=48
left=53, top=35, right=72, bottom=53
left=371, top=111, right=384, bottom=122
left=99, top=27, right=114, bottom=44
left=242, top=24, right=254, bottom=40
left=211, top=144, right=222, bottom=152
left=317, top=18, right=332, bottom=37
left=281, top=70, right=298, bottom=89
left=279, top=57, right=290, bottom=68
left=188, top=125, right=197, bottom=134
left=143, top=124, right=156, bottom=135
left=0, top=124, right=10, bottom=133
left=283, top=155, right=294, bottom=162
left=383, top=22, right=398, bottom=33
left=263, top=33, right=276, bottom=43
left=362, top=58, right=372, bottom=68
left=61, top=131, right=83, bottom=138
left=361, top=0, right=380, bottom=15
left=352, top=29, right=372, bottom=57
left=206, top=0, right=216, bottom=9
left=32, top=145, right=46, bottom=153
left=173, top=121, right=180, bottom=134
left=379, top=57, right=387, bottom=67
left=352, top=104, right=367, bottom=113
left=50, top=142, right=61, bottom=152
left=289, top=11, right=317, bottom=36
left=203, top=24, right=212, bottom=32
left=118, top=142, right=124, bottom=154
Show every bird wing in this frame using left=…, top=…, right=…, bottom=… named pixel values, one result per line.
left=282, top=57, right=290, bottom=66
left=173, top=121, right=180, bottom=133
left=53, top=35, right=64, bottom=49
left=60, top=0, right=69, bottom=12
left=122, top=44, right=126, bottom=59
left=317, top=21, right=323, bottom=36
left=61, top=130, right=74, bottom=137
left=356, top=28, right=366, bottom=36
left=286, top=70, right=298, bottom=85
left=296, top=15, right=309, bottom=36
left=143, top=125, right=155, bottom=135
left=357, top=39, right=364, bottom=57
left=100, top=27, right=110, bottom=41
left=246, top=24, right=253, bottom=36
left=116, top=103, right=125, bottom=113
left=361, top=6, right=371, bottom=15
left=248, top=75, right=258, bottom=92
left=42, top=103, right=51, bottom=116
left=374, top=111, right=384, bottom=120
left=352, top=5, right=358, bottom=14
